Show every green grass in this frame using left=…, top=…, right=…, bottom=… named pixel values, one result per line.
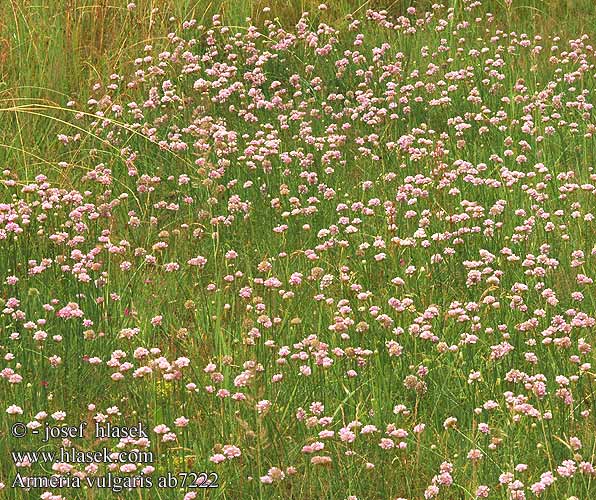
left=0, top=1, right=596, bottom=499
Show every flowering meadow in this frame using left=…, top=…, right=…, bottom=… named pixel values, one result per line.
left=1, top=0, right=596, bottom=499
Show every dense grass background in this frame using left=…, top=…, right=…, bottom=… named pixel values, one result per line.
left=0, top=0, right=592, bottom=183
left=0, top=0, right=594, bottom=164
left=1, top=1, right=595, bottom=499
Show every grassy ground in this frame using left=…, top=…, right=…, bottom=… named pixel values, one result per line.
left=1, top=1, right=595, bottom=499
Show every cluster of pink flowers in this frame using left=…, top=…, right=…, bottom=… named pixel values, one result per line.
left=1, top=0, right=596, bottom=498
